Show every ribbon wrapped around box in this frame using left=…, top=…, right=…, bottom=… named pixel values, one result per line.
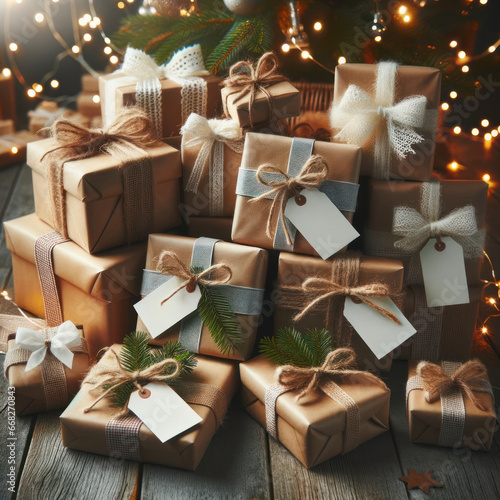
left=4, top=321, right=89, bottom=416
left=240, top=350, right=390, bottom=468
left=273, top=253, right=406, bottom=371
left=406, top=360, right=496, bottom=450
left=232, top=132, right=361, bottom=255
left=330, top=62, right=441, bottom=180
left=4, top=214, right=147, bottom=359
left=0, top=125, right=39, bottom=170
left=137, top=234, right=268, bottom=360
left=364, top=180, right=487, bottom=286
left=28, top=101, right=91, bottom=137
left=186, top=216, right=233, bottom=242
left=60, top=346, right=238, bottom=470
left=27, top=109, right=182, bottom=254
left=180, top=113, right=244, bottom=218
left=99, top=45, right=221, bottom=140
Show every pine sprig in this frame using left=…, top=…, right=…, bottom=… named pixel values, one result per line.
left=259, top=328, right=335, bottom=368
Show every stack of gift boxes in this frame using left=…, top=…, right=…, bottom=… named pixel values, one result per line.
left=3, top=46, right=496, bottom=472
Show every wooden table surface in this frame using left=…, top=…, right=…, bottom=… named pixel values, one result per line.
left=0, top=135, right=499, bottom=500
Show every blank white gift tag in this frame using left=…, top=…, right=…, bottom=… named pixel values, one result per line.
left=128, top=383, right=202, bottom=443
left=285, top=188, right=360, bottom=260
left=134, top=276, right=202, bottom=338
left=343, top=296, right=416, bottom=360
left=419, top=237, right=469, bottom=307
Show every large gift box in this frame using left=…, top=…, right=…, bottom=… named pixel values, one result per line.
left=330, top=62, right=441, bottom=180
left=60, top=347, right=238, bottom=471
left=364, top=179, right=487, bottom=286
left=4, top=214, right=147, bottom=359
left=4, top=322, right=90, bottom=416
left=240, top=353, right=390, bottom=468
left=406, top=360, right=496, bottom=450
left=273, top=252, right=410, bottom=371
left=136, top=234, right=268, bottom=360
left=186, top=216, right=233, bottom=242
left=27, top=137, right=182, bottom=254
left=232, top=132, right=361, bottom=256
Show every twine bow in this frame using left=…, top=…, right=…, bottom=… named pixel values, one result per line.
left=83, top=347, right=181, bottom=417
left=417, top=360, right=490, bottom=411
left=155, top=250, right=232, bottom=305
left=223, top=52, right=287, bottom=127
left=249, top=155, right=328, bottom=245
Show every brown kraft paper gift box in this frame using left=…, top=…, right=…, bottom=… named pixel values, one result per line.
left=274, top=252, right=406, bottom=371
left=331, top=63, right=441, bottom=180
left=406, top=360, right=496, bottom=450
left=232, top=132, right=361, bottom=256
left=4, top=326, right=89, bottom=416
left=77, top=93, right=102, bottom=118
left=60, top=348, right=238, bottom=470
left=364, top=180, right=487, bottom=285
left=186, top=217, right=233, bottom=242
left=240, top=355, right=390, bottom=468
left=28, top=102, right=91, bottom=137
left=137, top=234, right=268, bottom=361
left=4, top=214, right=147, bottom=359
left=27, top=138, right=182, bottom=254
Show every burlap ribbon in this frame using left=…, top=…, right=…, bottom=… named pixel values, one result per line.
left=265, top=347, right=387, bottom=453
left=41, top=108, right=157, bottom=242
left=222, top=52, right=287, bottom=127
left=406, top=360, right=494, bottom=447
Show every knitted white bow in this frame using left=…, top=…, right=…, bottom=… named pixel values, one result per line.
left=16, top=320, right=81, bottom=372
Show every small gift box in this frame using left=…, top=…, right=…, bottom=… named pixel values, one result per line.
left=406, top=360, right=496, bottom=450
left=221, top=52, right=300, bottom=128
left=4, top=321, right=89, bottom=416
left=396, top=285, right=482, bottom=361
left=364, top=179, right=487, bottom=297
left=99, top=46, right=221, bottom=140
left=240, top=344, right=391, bottom=468
left=180, top=113, right=244, bottom=218
left=60, top=334, right=238, bottom=471
left=0, top=124, right=39, bottom=169
left=27, top=109, right=182, bottom=254
left=4, top=214, right=147, bottom=359
left=186, top=216, right=233, bottom=242
left=135, top=234, right=268, bottom=361
left=232, top=132, right=361, bottom=258
left=330, top=62, right=441, bottom=180
left=28, top=102, right=91, bottom=137
left=273, top=252, right=415, bottom=371
left=0, top=70, right=16, bottom=122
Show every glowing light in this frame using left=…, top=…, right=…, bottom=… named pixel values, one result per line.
left=492, top=130, right=498, bottom=138
left=35, top=13, right=44, bottom=23
left=2, top=68, right=11, bottom=77
left=449, top=40, right=458, bottom=48
left=83, top=14, right=92, bottom=22
left=450, top=91, right=458, bottom=99
left=78, top=17, right=87, bottom=26
left=489, top=298, right=496, bottom=304
left=281, top=43, right=290, bottom=53
left=403, top=15, right=411, bottom=22
left=33, top=83, right=43, bottom=93
left=50, top=80, right=59, bottom=88
left=93, top=17, right=101, bottom=25
left=483, top=173, right=491, bottom=183
left=105, top=37, right=111, bottom=44
left=441, top=102, right=449, bottom=111
left=11, top=147, right=18, bottom=154
left=301, top=51, right=311, bottom=59
left=449, top=161, right=459, bottom=171
left=118, top=2, right=125, bottom=8
left=9, top=43, right=18, bottom=52
left=314, top=22, right=322, bottom=31
left=14, top=0, right=23, bottom=4
left=485, top=133, right=492, bottom=141
left=338, top=56, right=346, bottom=64
left=72, top=45, right=80, bottom=54
left=374, top=36, right=382, bottom=42
left=458, top=51, right=466, bottom=59
left=480, top=0, right=488, bottom=4
left=110, top=55, right=119, bottom=64
left=398, top=6, right=407, bottom=14
left=472, top=128, right=480, bottom=136
left=27, top=89, right=36, bottom=97
left=104, top=46, right=112, bottom=55
left=83, top=33, right=92, bottom=42
left=482, top=326, right=488, bottom=334
left=481, top=119, right=489, bottom=127
left=52, top=0, right=59, bottom=3
left=1, top=291, right=10, bottom=299
left=92, top=95, right=100, bottom=103
left=488, top=46, right=496, bottom=53
left=89, top=21, right=96, bottom=29
left=453, top=126, right=461, bottom=134
left=462, top=65, right=469, bottom=73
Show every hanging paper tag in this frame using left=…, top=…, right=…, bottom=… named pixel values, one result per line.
left=128, top=382, right=202, bottom=443
left=419, top=237, right=469, bottom=307
left=134, top=276, right=202, bottom=338
left=343, top=296, right=416, bottom=360
left=285, top=188, right=360, bottom=260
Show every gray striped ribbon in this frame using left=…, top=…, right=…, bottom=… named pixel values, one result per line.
left=235, top=137, right=359, bottom=251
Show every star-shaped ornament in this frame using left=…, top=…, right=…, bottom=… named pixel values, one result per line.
left=399, top=469, right=443, bottom=494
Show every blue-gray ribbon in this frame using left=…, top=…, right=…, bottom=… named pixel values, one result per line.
left=235, top=137, right=359, bottom=251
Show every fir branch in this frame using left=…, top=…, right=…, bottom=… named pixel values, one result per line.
left=120, top=330, right=152, bottom=372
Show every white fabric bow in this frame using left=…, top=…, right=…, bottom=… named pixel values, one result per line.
left=333, top=84, right=428, bottom=159
left=16, top=321, right=81, bottom=372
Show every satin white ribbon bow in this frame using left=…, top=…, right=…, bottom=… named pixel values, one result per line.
left=16, top=321, right=81, bottom=372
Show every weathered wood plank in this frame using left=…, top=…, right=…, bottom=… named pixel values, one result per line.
left=141, top=405, right=272, bottom=500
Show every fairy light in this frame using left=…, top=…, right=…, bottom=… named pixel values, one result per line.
left=458, top=51, right=466, bottom=59
left=374, top=36, right=382, bottom=42
left=403, top=15, right=411, bottom=23
left=453, top=126, right=461, bottom=134
left=485, top=133, right=492, bottom=141
left=482, top=326, right=488, bottom=334
left=450, top=40, right=458, bottom=48
left=314, top=22, right=322, bottom=31
left=449, top=161, right=459, bottom=171
left=35, top=13, right=45, bottom=23
left=281, top=43, right=290, bottom=53
left=488, top=46, right=496, bottom=53
left=72, top=45, right=80, bottom=54
left=472, top=128, right=480, bottom=136
left=78, top=17, right=87, bottom=26
left=492, top=130, right=498, bottom=138
left=398, top=5, right=407, bottom=15
left=483, top=173, right=491, bottom=182
left=33, top=83, right=43, bottom=92
left=104, top=37, right=111, bottom=44
left=480, top=0, right=488, bottom=4
left=83, top=33, right=92, bottom=42
left=338, top=56, right=346, bottom=64
left=110, top=55, right=119, bottom=64
left=92, top=94, right=100, bottom=103
left=118, top=2, right=125, bottom=8
left=481, top=119, right=489, bottom=127
left=441, top=102, right=449, bottom=111
left=480, top=251, right=500, bottom=336
left=0, top=290, right=44, bottom=328
left=450, top=91, right=458, bottom=99
left=11, top=147, right=18, bottom=154
left=9, top=43, right=18, bottom=52
left=14, top=0, right=23, bottom=3
left=462, top=65, right=469, bottom=73
left=2, top=68, right=11, bottom=77
left=93, top=17, right=101, bottom=25
left=89, top=21, right=97, bottom=29
left=83, top=14, right=92, bottom=22
left=301, top=51, right=311, bottom=60
left=27, top=89, right=36, bottom=97
left=489, top=298, right=496, bottom=305
left=104, top=46, right=112, bottom=55
left=50, top=79, right=59, bottom=88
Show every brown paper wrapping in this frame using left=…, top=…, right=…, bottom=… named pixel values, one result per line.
left=396, top=285, right=482, bottom=361
left=365, top=180, right=487, bottom=285
left=29, top=103, right=91, bottom=137
left=137, top=234, right=268, bottom=361
left=4, top=214, right=147, bottom=359
left=0, top=72, right=16, bottom=123
left=27, top=137, right=182, bottom=254
left=0, top=119, right=14, bottom=136
left=240, top=355, right=390, bottom=468
left=81, top=73, right=101, bottom=94
left=274, top=253, right=405, bottom=371
left=5, top=327, right=89, bottom=416
left=332, top=64, right=441, bottom=180
left=221, top=81, right=301, bottom=128
left=99, top=73, right=222, bottom=139
left=181, top=134, right=243, bottom=217
left=60, top=349, right=238, bottom=470
left=407, top=361, right=496, bottom=450
left=76, top=92, right=102, bottom=118
left=0, top=130, right=39, bottom=170
left=232, top=132, right=361, bottom=255
left=186, top=216, right=233, bottom=242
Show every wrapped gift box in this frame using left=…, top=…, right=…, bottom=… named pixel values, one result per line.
left=0, top=126, right=39, bottom=169
left=186, top=216, right=233, bottom=242
left=77, top=93, right=102, bottom=118
left=240, top=355, right=390, bottom=468
left=137, top=234, right=268, bottom=361
left=4, top=214, right=147, bottom=359
left=28, top=102, right=91, bottom=137
left=27, top=138, right=182, bottom=254
left=60, top=348, right=238, bottom=470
